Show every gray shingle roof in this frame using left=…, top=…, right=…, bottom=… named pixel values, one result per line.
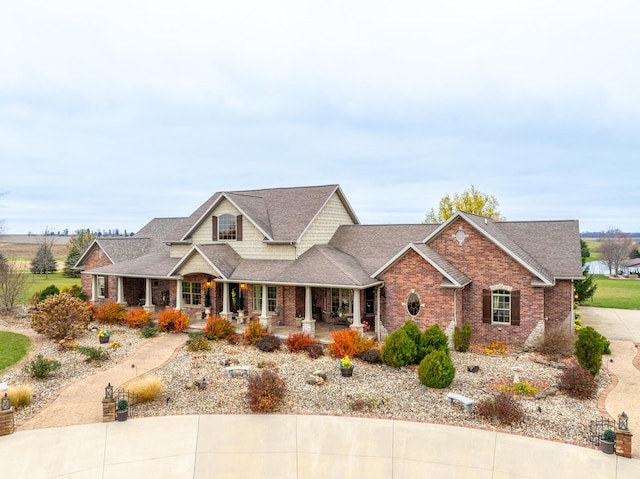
left=84, top=253, right=180, bottom=278
left=194, top=244, right=243, bottom=279
left=411, top=243, right=472, bottom=287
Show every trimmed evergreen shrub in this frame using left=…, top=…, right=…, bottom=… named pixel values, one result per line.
left=26, top=354, right=61, bottom=379
left=453, top=320, right=472, bottom=352
left=417, top=349, right=455, bottom=388
left=380, top=329, right=417, bottom=368
left=575, top=326, right=605, bottom=374
left=420, top=324, right=449, bottom=359
left=38, top=284, right=60, bottom=302
left=402, top=320, right=422, bottom=359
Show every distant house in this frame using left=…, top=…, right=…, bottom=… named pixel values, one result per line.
left=75, top=184, right=582, bottom=347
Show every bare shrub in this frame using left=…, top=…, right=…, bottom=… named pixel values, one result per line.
left=476, top=392, right=524, bottom=425
left=535, top=325, right=575, bottom=360
left=31, top=293, right=92, bottom=340
left=0, top=261, right=28, bottom=313
left=247, top=369, right=285, bottom=413
left=558, top=363, right=597, bottom=399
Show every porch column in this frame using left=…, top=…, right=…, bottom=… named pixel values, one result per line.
left=116, top=277, right=124, bottom=305
left=376, top=285, right=382, bottom=342
left=350, top=289, right=363, bottom=334
left=144, top=278, right=155, bottom=315
left=176, top=279, right=183, bottom=310
left=302, top=286, right=316, bottom=337
left=259, top=284, right=271, bottom=332
left=91, top=275, right=97, bottom=302
left=221, top=282, right=231, bottom=321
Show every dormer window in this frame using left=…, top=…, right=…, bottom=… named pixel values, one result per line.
left=212, top=214, right=243, bottom=241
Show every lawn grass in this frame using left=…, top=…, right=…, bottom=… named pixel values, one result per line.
left=583, top=239, right=602, bottom=261
left=580, top=274, right=640, bottom=309
left=21, top=272, right=82, bottom=303
left=0, top=331, right=31, bottom=372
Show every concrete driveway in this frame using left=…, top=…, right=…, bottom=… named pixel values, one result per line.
left=579, top=306, right=640, bottom=343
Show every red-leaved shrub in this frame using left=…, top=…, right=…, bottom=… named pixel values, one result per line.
left=247, top=369, right=285, bottom=413
left=157, top=308, right=190, bottom=333
left=328, top=328, right=375, bottom=358
left=476, top=392, right=524, bottom=425
left=558, top=363, right=597, bottom=399
left=285, top=332, right=316, bottom=353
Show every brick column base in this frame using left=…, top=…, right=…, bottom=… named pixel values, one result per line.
left=615, top=428, right=633, bottom=458
left=102, top=398, right=116, bottom=422
left=0, top=408, right=15, bottom=436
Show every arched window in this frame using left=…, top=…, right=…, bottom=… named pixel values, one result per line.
left=218, top=214, right=237, bottom=240
left=406, top=292, right=421, bottom=317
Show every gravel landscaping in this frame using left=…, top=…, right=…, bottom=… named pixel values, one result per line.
left=0, top=313, right=611, bottom=448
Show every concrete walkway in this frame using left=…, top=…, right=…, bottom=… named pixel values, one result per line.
left=18, top=332, right=187, bottom=430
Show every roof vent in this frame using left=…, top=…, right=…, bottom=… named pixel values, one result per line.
left=484, top=218, right=488, bottom=224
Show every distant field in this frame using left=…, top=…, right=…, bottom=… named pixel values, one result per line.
left=22, top=272, right=82, bottom=303
left=581, top=274, right=640, bottom=310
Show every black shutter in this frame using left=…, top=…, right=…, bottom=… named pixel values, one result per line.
left=511, top=290, right=521, bottom=326
left=236, top=215, right=243, bottom=241
left=212, top=216, right=218, bottom=241
left=482, top=289, right=491, bottom=324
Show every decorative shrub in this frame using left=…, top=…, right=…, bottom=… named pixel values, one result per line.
left=228, top=333, right=241, bottom=345
left=453, top=320, right=472, bottom=352
left=602, top=429, right=616, bottom=442
left=417, top=349, right=456, bottom=388
left=187, top=332, right=212, bottom=352
left=476, top=392, right=524, bottom=425
left=535, top=325, right=575, bottom=360
left=558, top=363, right=597, bottom=399
left=158, top=308, right=190, bottom=333
left=60, top=284, right=88, bottom=301
left=307, top=343, right=324, bottom=359
left=117, top=399, right=129, bottom=411
left=419, top=324, right=449, bottom=360
left=499, top=380, right=539, bottom=397
left=243, top=321, right=268, bottom=345
left=127, top=375, right=164, bottom=403
left=31, top=293, right=92, bottom=340
left=140, top=325, right=159, bottom=338
left=380, top=329, right=417, bottom=368
left=356, top=348, right=382, bottom=364
left=328, top=328, right=375, bottom=358
left=575, top=326, right=605, bottom=374
left=482, top=342, right=509, bottom=355
left=402, top=320, right=422, bottom=356
left=38, top=284, right=60, bottom=302
left=247, top=369, right=286, bottom=413
left=26, top=354, right=61, bottom=379
left=124, top=307, right=153, bottom=328
left=256, top=335, right=282, bottom=352
left=96, top=301, right=127, bottom=324
left=77, top=346, right=110, bottom=362
left=285, top=332, right=316, bottom=353
left=203, top=315, right=235, bottom=341
left=7, top=384, right=33, bottom=408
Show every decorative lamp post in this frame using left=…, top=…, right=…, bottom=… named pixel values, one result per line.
left=1, top=393, right=10, bottom=411
left=105, top=383, right=114, bottom=400
left=618, top=412, right=629, bottom=431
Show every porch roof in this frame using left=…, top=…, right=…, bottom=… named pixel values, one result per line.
left=83, top=253, right=181, bottom=278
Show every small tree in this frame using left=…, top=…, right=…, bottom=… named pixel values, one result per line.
left=0, top=261, right=29, bottom=313
left=575, top=326, right=606, bottom=375
left=30, top=244, right=57, bottom=275
left=453, top=320, right=472, bottom=352
left=599, top=228, right=633, bottom=276
left=63, top=229, right=95, bottom=277
left=418, top=349, right=456, bottom=388
left=380, top=329, right=417, bottom=368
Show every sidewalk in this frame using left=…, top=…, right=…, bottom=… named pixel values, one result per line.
left=18, top=332, right=186, bottom=430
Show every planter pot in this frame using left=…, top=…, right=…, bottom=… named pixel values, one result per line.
left=116, top=410, right=128, bottom=422
left=600, top=440, right=615, bottom=454
left=340, top=367, right=354, bottom=377
left=99, top=336, right=110, bottom=344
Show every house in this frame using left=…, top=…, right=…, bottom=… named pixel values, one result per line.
left=75, top=184, right=583, bottom=347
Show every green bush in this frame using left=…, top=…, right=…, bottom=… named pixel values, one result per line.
left=26, top=354, right=61, bottom=378
left=402, top=320, right=422, bottom=359
left=77, top=346, right=110, bottom=362
left=417, top=349, right=455, bottom=388
left=575, top=327, right=605, bottom=374
left=420, top=324, right=449, bottom=359
left=380, top=329, right=417, bottom=368
left=187, top=333, right=212, bottom=352
left=453, top=320, right=472, bottom=352
left=141, top=325, right=159, bottom=338
left=38, top=285, right=60, bottom=302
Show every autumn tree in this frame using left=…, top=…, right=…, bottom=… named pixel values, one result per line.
left=599, top=228, right=633, bottom=276
left=63, top=229, right=95, bottom=277
left=424, top=185, right=504, bottom=223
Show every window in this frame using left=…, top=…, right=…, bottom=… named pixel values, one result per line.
left=331, top=288, right=352, bottom=315
left=406, top=292, right=421, bottom=316
left=253, top=285, right=277, bottom=312
left=482, top=288, right=520, bottom=325
left=97, top=276, right=106, bottom=298
left=218, top=214, right=236, bottom=240
left=182, top=281, right=202, bottom=306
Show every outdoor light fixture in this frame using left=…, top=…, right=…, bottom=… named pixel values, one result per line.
left=1, top=393, right=10, bottom=411
left=618, top=412, right=629, bottom=431
left=105, top=383, right=113, bottom=400
left=205, top=277, right=214, bottom=288
left=240, top=283, right=247, bottom=290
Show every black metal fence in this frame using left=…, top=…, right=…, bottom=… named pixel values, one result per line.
left=588, top=416, right=615, bottom=446
left=116, top=389, right=138, bottom=417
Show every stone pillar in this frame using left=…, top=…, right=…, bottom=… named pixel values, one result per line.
left=0, top=408, right=15, bottom=436
left=221, top=283, right=231, bottom=321
left=615, top=428, right=633, bottom=458
left=102, top=398, right=116, bottom=422
left=176, top=279, right=183, bottom=310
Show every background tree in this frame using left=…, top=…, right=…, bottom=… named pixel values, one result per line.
left=599, top=228, right=633, bottom=275
left=0, top=261, right=29, bottom=313
left=424, top=185, right=504, bottom=223
left=575, top=239, right=597, bottom=303
left=63, top=229, right=95, bottom=277
left=30, top=227, right=58, bottom=277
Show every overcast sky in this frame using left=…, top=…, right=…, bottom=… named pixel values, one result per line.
left=1, top=1, right=638, bottom=235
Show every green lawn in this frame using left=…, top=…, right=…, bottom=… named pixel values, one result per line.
left=0, top=331, right=31, bottom=372
left=581, top=274, right=640, bottom=309
left=22, top=272, right=82, bottom=303
left=583, top=239, right=602, bottom=261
